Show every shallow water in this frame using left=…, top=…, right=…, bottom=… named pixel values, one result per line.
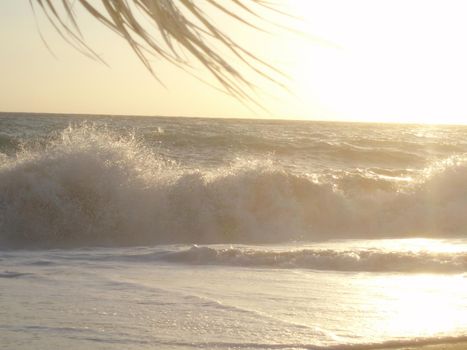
left=2, top=240, right=467, bottom=349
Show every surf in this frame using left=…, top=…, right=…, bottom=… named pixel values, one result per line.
left=1, top=123, right=467, bottom=248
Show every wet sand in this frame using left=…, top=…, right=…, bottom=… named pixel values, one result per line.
left=381, top=342, right=467, bottom=350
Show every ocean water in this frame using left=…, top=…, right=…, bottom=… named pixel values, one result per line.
left=0, top=112, right=466, bottom=349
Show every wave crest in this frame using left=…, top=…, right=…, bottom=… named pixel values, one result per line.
left=157, top=246, right=467, bottom=273
left=1, top=124, right=467, bottom=248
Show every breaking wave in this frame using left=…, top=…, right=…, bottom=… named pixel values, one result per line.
left=1, top=123, right=467, bottom=248
left=133, top=246, right=466, bottom=273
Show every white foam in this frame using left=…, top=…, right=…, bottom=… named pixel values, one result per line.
left=1, top=123, right=467, bottom=248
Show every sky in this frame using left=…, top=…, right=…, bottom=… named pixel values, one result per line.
left=2, top=0, right=467, bottom=124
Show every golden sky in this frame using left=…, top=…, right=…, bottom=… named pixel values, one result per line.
left=2, top=1, right=467, bottom=124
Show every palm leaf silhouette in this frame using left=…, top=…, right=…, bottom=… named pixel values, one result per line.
left=31, top=0, right=285, bottom=101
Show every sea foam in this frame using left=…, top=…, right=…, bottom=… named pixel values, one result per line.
left=1, top=124, right=467, bottom=248
left=124, top=245, right=466, bottom=273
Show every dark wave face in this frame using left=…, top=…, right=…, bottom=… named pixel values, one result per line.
left=115, top=245, right=467, bottom=273
left=1, top=113, right=467, bottom=248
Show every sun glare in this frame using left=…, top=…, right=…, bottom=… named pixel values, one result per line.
left=287, top=0, right=467, bottom=124
left=379, top=274, right=467, bottom=336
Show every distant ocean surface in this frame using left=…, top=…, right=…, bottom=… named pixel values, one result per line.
left=1, top=112, right=466, bottom=349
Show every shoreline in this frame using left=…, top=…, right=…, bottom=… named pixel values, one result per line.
left=379, top=342, right=467, bottom=350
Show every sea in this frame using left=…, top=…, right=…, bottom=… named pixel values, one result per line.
left=1, top=112, right=466, bottom=349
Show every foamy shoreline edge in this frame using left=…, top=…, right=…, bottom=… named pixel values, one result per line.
left=379, top=341, right=467, bottom=350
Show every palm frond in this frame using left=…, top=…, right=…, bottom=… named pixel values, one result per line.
left=31, top=0, right=285, bottom=101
